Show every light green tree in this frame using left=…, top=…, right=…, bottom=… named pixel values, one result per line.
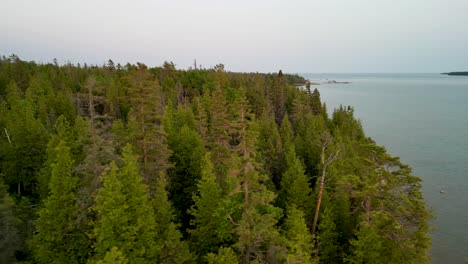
left=189, top=153, right=234, bottom=259
left=282, top=206, right=317, bottom=264
left=92, top=145, right=157, bottom=263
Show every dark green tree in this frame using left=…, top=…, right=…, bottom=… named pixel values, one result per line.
left=166, top=124, right=205, bottom=232
left=31, top=141, right=88, bottom=263
left=310, top=88, right=322, bottom=115
left=279, top=144, right=312, bottom=217
left=152, top=173, right=194, bottom=264
left=0, top=178, right=20, bottom=263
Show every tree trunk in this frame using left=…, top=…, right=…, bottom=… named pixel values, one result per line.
left=312, top=155, right=327, bottom=235
left=312, top=132, right=339, bottom=235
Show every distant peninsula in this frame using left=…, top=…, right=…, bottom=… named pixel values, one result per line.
left=441, top=71, right=468, bottom=76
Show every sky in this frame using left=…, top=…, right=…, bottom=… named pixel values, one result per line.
left=2, top=0, right=468, bottom=73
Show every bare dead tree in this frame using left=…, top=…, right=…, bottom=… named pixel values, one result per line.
left=312, top=131, right=340, bottom=235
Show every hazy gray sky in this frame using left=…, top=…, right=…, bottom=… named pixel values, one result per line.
left=2, top=0, right=468, bottom=73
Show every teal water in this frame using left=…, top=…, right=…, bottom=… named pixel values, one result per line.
left=302, top=73, right=468, bottom=263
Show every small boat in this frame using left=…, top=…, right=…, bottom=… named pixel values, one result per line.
left=440, top=189, right=446, bottom=194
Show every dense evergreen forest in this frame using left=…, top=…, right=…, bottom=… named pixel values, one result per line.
left=0, top=55, right=430, bottom=263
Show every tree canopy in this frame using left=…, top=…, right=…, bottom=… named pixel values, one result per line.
left=0, top=55, right=431, bottom=263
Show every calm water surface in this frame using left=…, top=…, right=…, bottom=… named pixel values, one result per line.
left=302, top=73, right=468, bottom=264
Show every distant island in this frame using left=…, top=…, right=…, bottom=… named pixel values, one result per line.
left=441, top=72, right=468, bottom=76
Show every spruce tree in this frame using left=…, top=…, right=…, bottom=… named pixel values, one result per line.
left=205, top=247, right=239, bottom=264
left=282, top=206, right=317, bottom=264
left=0, top=178, right=20, bottom=263
left=310, top=88, right=322, bottom=115
left=92, top=145, right=157, bottom=263
left=152, top=173, right=193, bottom=264
left=279, top=144, right=312, bottom=217
left=31, top=141, right=88, bottom=264
left=166, top=124, right=205, bottom=231
left=189, top=153, right=234, bottom=258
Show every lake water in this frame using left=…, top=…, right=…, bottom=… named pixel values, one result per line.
left=302, top=73, right=468, bottom=264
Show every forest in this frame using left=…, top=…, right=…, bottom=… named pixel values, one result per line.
left=0, top=55, right=430, bottom=263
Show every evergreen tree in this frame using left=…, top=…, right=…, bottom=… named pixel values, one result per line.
left=310, top=88, right=322, bottom=115
left=279, top=113, right=293, bottom=148
left=1, top=80, right=48, bottom=195
left=92, top=145, right=157, bottom=263
left=189, top=153, right=234, bottom=258
left=166, top=124, right=205, bottom=231
left=206, top=86, right=232, bottom=181
left=0, top=178, right=20, bottom=263
left=282, top=206, right=317, bottom=264
left=348, top=220, right=383, bottom=264
left=205, top=247, right=238, bottom=264
left=31, top=141, right=88, bottom=263
left=96, top=247, right=128, bottom=264
left=231, top=96, right=282, bottom=264
left=152, top=173, right=193, bottom=264
left=317, top=206, right=341, bottom=263
left=126, top=66, right=171, bottom=189
left=279, top=144, right=312, bottom=217
left=256, top=114, right=282, bottom=189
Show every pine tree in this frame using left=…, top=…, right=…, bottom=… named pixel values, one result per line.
left=231, top=95, right=282, bottom=264
left=31, top=141, right=88, bottom=264
left=206, top=86, right=232, bottom=181
left=126, top=66, right=171, bottom=190
left=92, top=145, right=157, bottom=263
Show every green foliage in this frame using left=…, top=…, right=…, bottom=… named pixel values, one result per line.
left=0, top=178, right=20, bottom=263
left=30, top=141, right=88, bottom=263
left=92, top=145, right=157, bottom=263
left=152, top=172, right=194, bottom=264
left=348, top=219, right=384, bottom=264
left=189, top=153, right=234, bottom=258
left=0, top=56, right=431, bottom=264
left=282, top=206, right=317, bottom=264
left=166, top=124, right=205, bottom=231
left=317, top=206, right=342, bottom=263
left=96, top=247, right=128, bottom=264
left=205, top=247, right=238, bottom=264
left=0, top=80, right=49, bottom=195
left=279, top=144, right=312, bottom=216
